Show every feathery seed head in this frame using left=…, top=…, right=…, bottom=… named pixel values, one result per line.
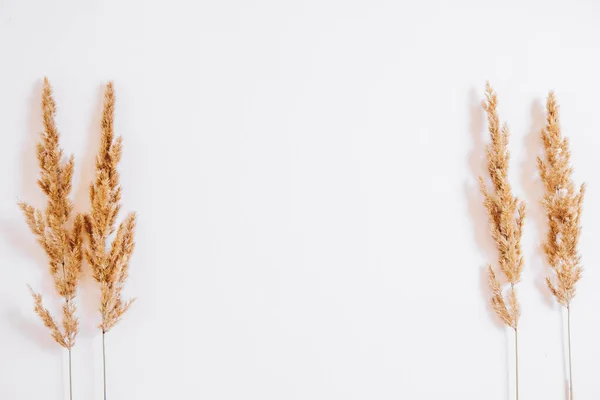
left=85, top=82, right=136, bottom=333
left=21, top=78, right=82, bottom=348
left=480, top=83, right=524, bottom=329
left=538, top=92, right=584, bottom=307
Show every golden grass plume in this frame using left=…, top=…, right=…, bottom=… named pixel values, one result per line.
left=479, top=82, right=526, bottom=330
left=538, top=92, right=585, bottom=307
left=84, top=82, right=136, bottom=333
left=19, top=77, right=84, bottom=349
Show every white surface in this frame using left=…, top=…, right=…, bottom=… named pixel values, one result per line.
left=1, top=0, right=600, bottom=399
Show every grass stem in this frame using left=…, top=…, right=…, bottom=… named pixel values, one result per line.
left=103, top=331, right=107, bottom=400
left=568, top=305, right=573, bottom=399
left=514, top=328, right=519, bottom=400
left=68, top=347, right=73, bottom=400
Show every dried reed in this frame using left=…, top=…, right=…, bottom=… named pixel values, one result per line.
left=538, top=91, right=585, bottom=399
left=84, top=82, right=136, bottom=400
left=19, top=77, right=84, bottom=400
left=479, top=82, right=526, bottom=400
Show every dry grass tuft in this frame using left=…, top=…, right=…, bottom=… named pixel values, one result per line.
left=479, top=82, right=526, bottom=330
left=538, top=92, right=585, bottom=308
left=84, top=82, right=136, bottom=333
left=20, top=77, right=83, bottom=349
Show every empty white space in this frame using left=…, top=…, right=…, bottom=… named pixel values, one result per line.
left=1, top=0, right=600, bottom=399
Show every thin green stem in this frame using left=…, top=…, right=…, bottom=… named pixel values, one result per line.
left=568, top=305, right=573, bottom=400
left=103, top=331, right=107, bottom=400
left=515, top=327, right=519, bottom=400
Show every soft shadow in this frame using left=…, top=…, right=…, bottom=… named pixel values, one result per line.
left=465, top=87, right=510, bottom=398
left=72, top=84, right=105, bottom=338
left=522, top=98, right=568, bottom=395
left=521, top=99, right=555, bottom=308
left=0, top=81, right=51, bottom=277
left=5, top=308, right=57, bottom=351
left=0, top=80, right=55, bottom=299
left=465, top=88, right=504, bottom=330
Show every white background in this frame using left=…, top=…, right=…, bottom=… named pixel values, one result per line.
left=1, top=0, right=600, bottom=399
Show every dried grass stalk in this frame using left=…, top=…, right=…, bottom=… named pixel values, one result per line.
left=479, top=82, right=525, bottom=400
left=84, top=82, right=136, bottom=400
left=84, top=82, right=136, bottom=334
left=538, top=91, right=584, bottom=399
left=20, top=77, right=83, bottom=399
left=538, top=92, right=585, bottom=307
